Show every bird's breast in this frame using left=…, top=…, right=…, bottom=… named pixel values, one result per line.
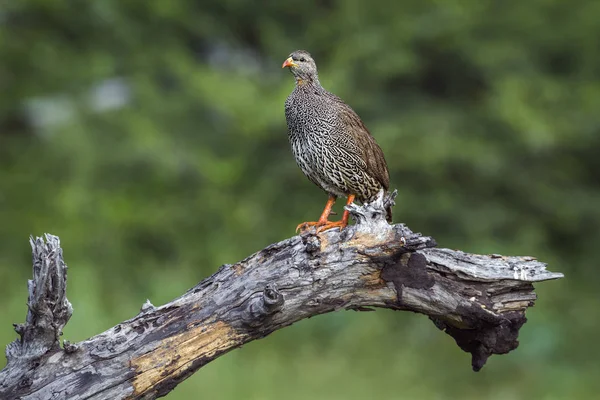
left=286, top=95, right=336, bottom=138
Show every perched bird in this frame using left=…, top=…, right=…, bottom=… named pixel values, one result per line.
left=282, top=50, right=392, bottom=233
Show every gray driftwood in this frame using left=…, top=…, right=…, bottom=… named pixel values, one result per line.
left=0, top=193, right=563, bottom=399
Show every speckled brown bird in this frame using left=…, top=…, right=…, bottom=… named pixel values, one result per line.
left=283, top=50, right=392, bottom=233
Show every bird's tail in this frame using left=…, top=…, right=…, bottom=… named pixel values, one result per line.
left=385, top=205, right=393, bottom=223
left=383, top=189, right=396, bottom=223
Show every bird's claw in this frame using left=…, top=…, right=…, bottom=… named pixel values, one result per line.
left=315, top=220, right=347, bottom=233
left=295, top=220, right=348, bottom=234
left=296, top=221, right=320, bottom=233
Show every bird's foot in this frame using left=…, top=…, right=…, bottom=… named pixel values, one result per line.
left=296, top=221, right=321, bottom=233
left=315, top=220, right=348, bottom=233
left=296, top=220, right=348, bottom=234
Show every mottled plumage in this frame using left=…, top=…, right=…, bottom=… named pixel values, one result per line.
left=282, top=50, right=392, bottom=231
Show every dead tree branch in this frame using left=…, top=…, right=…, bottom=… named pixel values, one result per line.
left=0, top=194, right=563, bottom=399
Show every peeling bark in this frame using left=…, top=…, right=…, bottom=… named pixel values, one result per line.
left=0, top=194, right=563, bottom=399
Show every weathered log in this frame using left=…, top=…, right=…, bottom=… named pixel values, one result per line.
left=0, top=193, right=563, bottom=399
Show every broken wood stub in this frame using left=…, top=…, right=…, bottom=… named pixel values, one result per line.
left=5, top=235, right=73, bottom=367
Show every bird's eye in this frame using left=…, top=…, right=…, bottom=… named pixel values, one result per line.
left=299, top=57, right=306, bottom=62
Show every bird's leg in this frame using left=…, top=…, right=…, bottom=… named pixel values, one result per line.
left=315, top=194, right=356, bottom=233
left=296, top=195, right=337, bottom=233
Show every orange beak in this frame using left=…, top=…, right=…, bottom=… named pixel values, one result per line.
left=282, top=57, right=296, bottom=68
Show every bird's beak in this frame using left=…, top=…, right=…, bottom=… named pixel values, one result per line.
left=282, top=57, right=297, bottom=68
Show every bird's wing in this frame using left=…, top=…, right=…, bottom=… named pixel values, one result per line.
left=331, top=95, right=390, bottom=191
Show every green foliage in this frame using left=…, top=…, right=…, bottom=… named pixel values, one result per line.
left=1, top=1, right=598, bottom=398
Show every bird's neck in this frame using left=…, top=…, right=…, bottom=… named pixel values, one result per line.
left=295, top=75, right=320, bottom=87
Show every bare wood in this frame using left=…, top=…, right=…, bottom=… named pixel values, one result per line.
left=0, top=193, right=563, bottom=400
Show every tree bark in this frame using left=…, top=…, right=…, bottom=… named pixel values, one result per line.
left=0, top=194, right=563, bottom=400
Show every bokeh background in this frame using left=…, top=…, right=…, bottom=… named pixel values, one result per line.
left=1, top=1, right=599, bottom=399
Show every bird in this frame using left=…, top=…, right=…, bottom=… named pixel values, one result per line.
left=282, top=50, right=392, bottom=233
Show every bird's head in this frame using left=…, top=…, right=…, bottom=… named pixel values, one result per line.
left=282, top=50, right=319, bottom=84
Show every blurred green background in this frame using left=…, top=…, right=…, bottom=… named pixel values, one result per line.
left=1, top=1, right=598, bottom=399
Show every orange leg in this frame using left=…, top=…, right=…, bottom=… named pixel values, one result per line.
left=296, top=195, right=337, bottom=233
left=316, top=194, right=355, bottom=233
